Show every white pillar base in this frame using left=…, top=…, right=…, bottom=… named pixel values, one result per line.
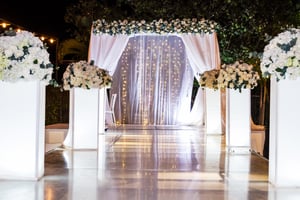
left=0, top=81, right=45, bottom=180
left=226, top=89, right=251, bottom=153
left=269, top=76, right=300, bottom=187
left=69, top=88, right=100, bottom=149
left=205, top=89, right=222, bottom=134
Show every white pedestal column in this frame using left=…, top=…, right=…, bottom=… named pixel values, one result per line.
left=66, top=87, right=108, bottom=149
left=269, top=76, right=300, bottom=187
left=98, top=88, right=107, bottom=134
left=0, top=81, right=45, bottom=180
left=68, top=88, right=100, bottom=149
left=226, top=89, right=251, bottom=153
left=205, top=89, right=222, bottom=134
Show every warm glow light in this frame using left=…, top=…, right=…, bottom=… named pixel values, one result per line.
left=1, top=23, right=10, bottom=28
left=40, top=36, right=45, bottom=41
left=49, top=38, right=55, bottom=43
left=46, top=188, right=53, bottom=200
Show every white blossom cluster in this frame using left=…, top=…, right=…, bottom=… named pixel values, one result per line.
left=0, top=30, right=53, bottom=84
left=198, top=69, right=220, bottom=90
left=199, top=61, right=260, bottom=93
left=218, top=61, right=260, bottom=92
left=92, top=18, right=219, bottom=35
left=260, top=28, right=300, bottom=81
left=62, top=60, right=112, bottom=90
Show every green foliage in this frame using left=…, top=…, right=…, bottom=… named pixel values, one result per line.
left=215, top=0, right=299, bottom=64
left=45, top=86, right=69, bottom=125
left=63, top=0, right=299, bottom=65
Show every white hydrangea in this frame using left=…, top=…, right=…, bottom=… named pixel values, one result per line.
left=218, top=61, right=260, bottom=92
left=0, top=30, right=53, bottom=84
left=261, top=28, right=300, bottom=81
left=62, top=60, right=112, bottom=90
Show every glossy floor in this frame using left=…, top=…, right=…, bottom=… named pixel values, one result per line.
left=1, top=126, right=300, bottom=200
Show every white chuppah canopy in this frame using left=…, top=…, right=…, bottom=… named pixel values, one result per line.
left=88, top=19, right=221, bottom=126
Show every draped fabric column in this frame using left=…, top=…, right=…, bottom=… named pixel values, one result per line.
left=180, top=33, right=221, bottom=127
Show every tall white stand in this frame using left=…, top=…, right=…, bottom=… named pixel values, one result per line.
left=98, top=88, right=106, bottom=134
left=66, top=87, right=107, bottom=149
left=269, top=76, right=300, bottom=187
left=205, top=89, right=222, bottom=134
left=226, top=89, right=251, bottom=153
left=68, top=88, right=100, bottom=149
left=0, top=81, right=45, bottom=180
left=98, top=88, right=106, bottom=179
left=225, top=88, right=251, bottom=196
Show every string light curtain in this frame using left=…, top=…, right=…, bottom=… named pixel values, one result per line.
left=111, top=35, right=193, bottom=125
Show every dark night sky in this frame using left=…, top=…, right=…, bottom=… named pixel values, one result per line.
left=0, top=1, right=69, bottom=39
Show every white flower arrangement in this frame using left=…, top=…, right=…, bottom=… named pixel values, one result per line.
left=218, top=61, right=260, bottom=92
left=260, top=28, right=300, bottom=81
left=62, top=60, right=112, bottom=90
left=0, top=30, right=53, bottom=84
left=92, top=18, right=218, bottom=35
left=199, top=69, right=220, bottom=91
left=199, top=61, right=260, bottom=92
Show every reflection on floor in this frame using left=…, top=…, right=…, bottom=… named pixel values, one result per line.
left=1, top=126, right=300, bottom=200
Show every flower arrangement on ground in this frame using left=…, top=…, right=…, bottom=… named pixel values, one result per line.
left=199, top=61, right=260, bottom=92
left=260, top=28, right=300, bottom=81
left=198, top=69, right=220, bottom=90
left=0, top=30, right=53, bottom=84
left=62, top=60, right=112, bottom=90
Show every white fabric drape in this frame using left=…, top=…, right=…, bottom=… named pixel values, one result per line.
left=179, top=33, right=220, bottom=80
left=179, top=33, right=220, bottom=125
left=88, top=34, right=130, bottom=75
left=88, top=32, right=220, bottom=126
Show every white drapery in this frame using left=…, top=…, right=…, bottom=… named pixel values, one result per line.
left=88, top=32, right=220, bottom=126
left=88, top=34, right=129, bottom=75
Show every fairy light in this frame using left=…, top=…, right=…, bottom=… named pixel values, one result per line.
left=120, top=46, right=128, bottom=124
left=1, top=22, right=9, bottom=28
left=49, top=38, right=55, bottom=43
left=115, top=35, right=190, bottom=125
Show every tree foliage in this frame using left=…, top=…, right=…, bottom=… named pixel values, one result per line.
left=63, top=0, right=299, bottom=65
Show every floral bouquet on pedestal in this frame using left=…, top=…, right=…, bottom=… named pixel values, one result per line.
left=199, top=61, right=260, bottom=93
left=0, top=30, right=53, bottom=84
left=198, top=69, right=220, bottom=90
left=218, top=61, right=260, bottom=92
left=62, top=60, right=112, bottom=90
left=260, top=28, right=300, bottom=81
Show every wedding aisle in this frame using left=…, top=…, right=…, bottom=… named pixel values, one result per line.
left=1, top=126, right=300, bottom=199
